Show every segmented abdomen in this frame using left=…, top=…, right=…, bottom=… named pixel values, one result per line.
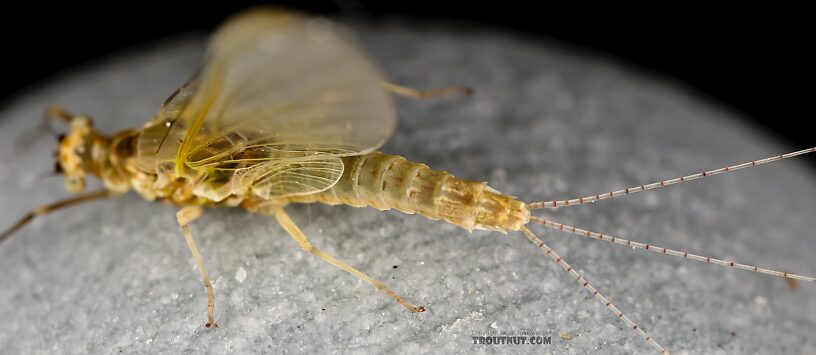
left=290, top=152, right=530, bottom=232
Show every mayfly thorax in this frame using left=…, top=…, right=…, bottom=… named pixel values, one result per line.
left=2, top=8, right=815, bottom=354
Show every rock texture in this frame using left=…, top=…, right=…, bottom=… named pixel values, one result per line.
left=1, top=19, right=814, bottom=354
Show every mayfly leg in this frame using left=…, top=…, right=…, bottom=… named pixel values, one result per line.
left=382, top=81, right=473, bottom=98
left=273, top=208, right=425, bottom=313
left=0, top=189, right=111, bottom=244
left=176, top=206, right=218, bottom=328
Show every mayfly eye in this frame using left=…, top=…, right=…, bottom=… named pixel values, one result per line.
left=54, top=162, right=64, bottom=173
left=57, top=133, right=66, bottom=142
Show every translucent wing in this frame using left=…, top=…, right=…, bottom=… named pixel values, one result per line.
left=135, top=8, right=396, bottom=200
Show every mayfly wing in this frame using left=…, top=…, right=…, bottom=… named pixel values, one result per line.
left=135, top=8, right=396, bottom=200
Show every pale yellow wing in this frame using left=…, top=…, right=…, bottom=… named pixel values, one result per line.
left=135, top=8, right=395, bottom=200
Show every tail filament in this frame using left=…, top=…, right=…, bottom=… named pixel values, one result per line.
left=521, top=227, right=669, bottom=354
left=530, top=217, right=816, bottom=283
left=530, top=147, right=816, bottom=209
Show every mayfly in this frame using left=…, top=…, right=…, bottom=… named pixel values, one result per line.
left=1, top=8, right=814, bottom=354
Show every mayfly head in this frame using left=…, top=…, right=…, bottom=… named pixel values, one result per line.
left=56, top=115, right=108, bottom=193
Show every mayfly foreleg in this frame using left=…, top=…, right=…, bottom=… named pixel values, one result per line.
left=0, top=189, right=111, bottom=244
left=521, top=227, right=669, bottom=354
left=381, top=81, right=473, bottom=98
left=273, top=208, right=425, bottom=313
left=176, top=205, right=218, bottom=328
left=531, top=217, right=816, bottom=283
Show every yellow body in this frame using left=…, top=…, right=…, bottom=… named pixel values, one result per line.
left=291, top=152, right=529, bottom=232
left=60, top=124, right=529, bottom=233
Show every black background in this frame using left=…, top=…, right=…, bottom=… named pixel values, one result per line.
left=2, top=2, right=813, bottom=165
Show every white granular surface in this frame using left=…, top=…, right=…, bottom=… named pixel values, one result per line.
left=1, top=20, right=814, bottom=354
